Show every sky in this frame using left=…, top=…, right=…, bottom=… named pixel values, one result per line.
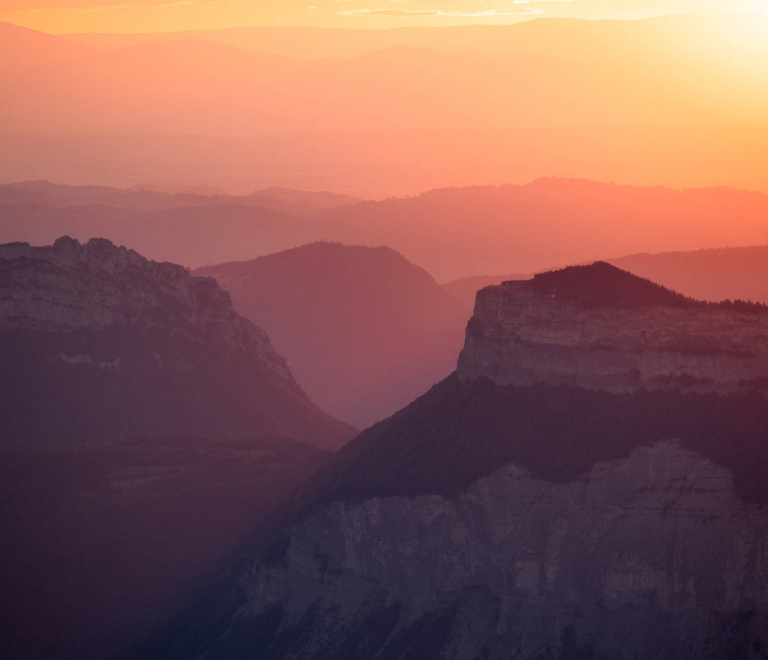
left=2, top=0, right=767, bottom=33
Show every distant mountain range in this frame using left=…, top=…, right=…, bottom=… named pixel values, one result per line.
left=1, top=16, right=767, bottom=196
left=60, top=14, right=768, bottom=63
left=0, top=180, right=359, bottom=214
left=3, top=178, right=768, bottom=278
left=249, top=187, right=361, bottom=215
left=4, top=16, right=765, bottom=135
left=609, top=246, right=768, bottom=306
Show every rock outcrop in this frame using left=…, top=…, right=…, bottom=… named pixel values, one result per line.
left=237, top=441, right=768, bottom=660
left=458, top=262, right=768, bottom=392
left=0, top=237, right=355, bottom=448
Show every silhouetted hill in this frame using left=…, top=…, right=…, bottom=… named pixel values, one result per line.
left=0, top=237, right=354, bottom=448
left=528, top=261, right=701, bottom=308
left=196, top=242, right=467, bottom=427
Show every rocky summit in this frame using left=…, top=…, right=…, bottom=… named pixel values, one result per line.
left=0, top=237, right=355, bottom=448
left=459, top=262, right=768, bottom=393
left=124, top=264, right=768, bottom=660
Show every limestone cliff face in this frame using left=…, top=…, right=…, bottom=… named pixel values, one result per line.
left=0, top=236, right=290, bottom=377
left=458, top=279, right=768, bottom=392
left=188, top=441, right=768, bottom=660
left=0, top=237, right=354, bottom=448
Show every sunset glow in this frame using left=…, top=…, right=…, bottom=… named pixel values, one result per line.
left=2, top=0, right=768, bottom=33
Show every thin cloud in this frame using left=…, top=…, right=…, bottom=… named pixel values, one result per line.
left=3, top=0, right=265, bottom=13
left=338, top=7, right=544, bottom=16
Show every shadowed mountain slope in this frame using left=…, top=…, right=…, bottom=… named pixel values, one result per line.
left=0, top=436, right=331, bottom=660
left=196, top=242, right=467, bottom=427
left=0, top=237, right=355, bottom=448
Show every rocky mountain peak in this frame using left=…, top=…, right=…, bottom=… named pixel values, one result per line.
left=458, top=262, right=768, bottom=393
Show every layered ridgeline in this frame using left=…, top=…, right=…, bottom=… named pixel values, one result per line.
left=0, top=237, right=354, bottom=448
left=126, top=262, right=768, bottom=660
left=4, top=178, right=768, bottom=280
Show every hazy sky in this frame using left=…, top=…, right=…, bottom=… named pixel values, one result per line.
left=2, top=0, right=768, bottom=33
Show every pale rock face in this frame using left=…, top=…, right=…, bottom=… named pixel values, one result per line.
left=0, top=236, right=291, bottom=379
left=239, top=442, right=768, bottom=659
left=458, top=282, right=768, bottom=392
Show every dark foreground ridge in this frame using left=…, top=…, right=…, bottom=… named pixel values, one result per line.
left=525, top=260, right=768, bottom=310
left=301, top=373, right=768, bottom=509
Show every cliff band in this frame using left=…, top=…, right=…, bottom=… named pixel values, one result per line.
left=459, top=262, right=768, bottom=392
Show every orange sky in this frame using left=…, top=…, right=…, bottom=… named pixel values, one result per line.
left=2, top=0, right=768, bottom=33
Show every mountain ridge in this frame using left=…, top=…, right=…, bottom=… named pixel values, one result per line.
left=0, top=236, right=355, bottom=448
